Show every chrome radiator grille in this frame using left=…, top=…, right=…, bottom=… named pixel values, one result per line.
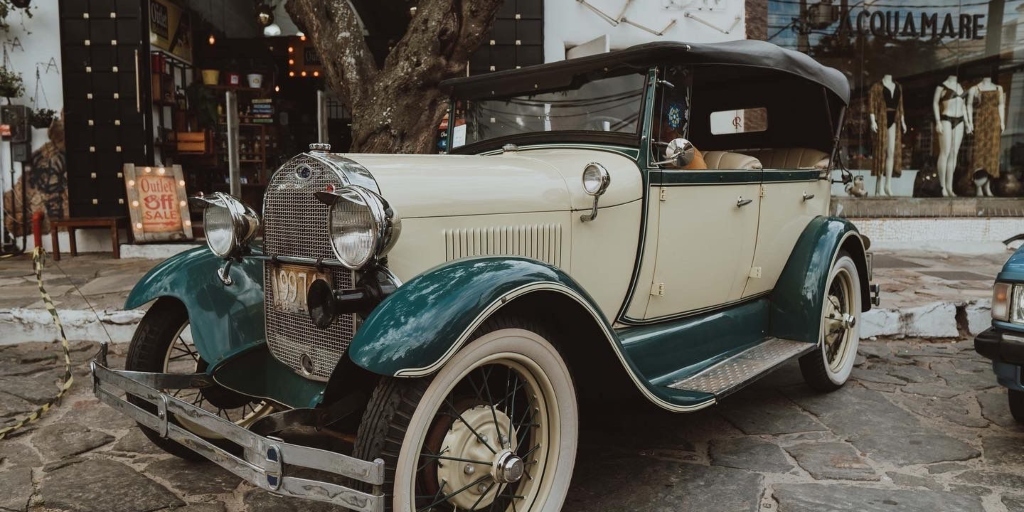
left=263, top=155, right=355, bottom=381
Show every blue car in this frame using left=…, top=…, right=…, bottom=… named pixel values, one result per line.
left=976, top=243, right=1024, bottom=422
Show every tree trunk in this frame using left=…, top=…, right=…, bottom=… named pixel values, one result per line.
left=287, top=0, right=504, bottom=154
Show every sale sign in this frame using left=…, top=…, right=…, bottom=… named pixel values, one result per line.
left=123, top=164, right=194, bottom=242
left=138, top=175, right=181, bottom=233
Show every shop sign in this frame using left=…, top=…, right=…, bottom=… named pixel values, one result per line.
left=150, top=0, right=193, bottom=64
left=289, top=37, right=324, bottom=77
left=836, top=9, right=984, bottom=40
left=123, top=164, right=194, bottom=242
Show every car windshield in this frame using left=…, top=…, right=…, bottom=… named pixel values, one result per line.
left=453, top=72, right=646, bottom=149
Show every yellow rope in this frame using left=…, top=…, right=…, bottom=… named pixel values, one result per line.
left=0, top=248, right=74, bottom=440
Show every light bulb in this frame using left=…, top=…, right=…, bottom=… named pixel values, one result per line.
left=208, top=33, right=215, bottom=45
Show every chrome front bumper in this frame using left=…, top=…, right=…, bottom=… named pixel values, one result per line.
left=89, top=345, right=385, bottom=512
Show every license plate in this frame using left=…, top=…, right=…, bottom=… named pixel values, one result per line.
left=270, top=264, right=332, bottom=314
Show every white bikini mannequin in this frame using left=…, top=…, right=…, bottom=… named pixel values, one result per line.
left=933, top=75, right=967, bottom=197
left=869, top=75, right=906, bottom=196
left=966, top=77, right=1006, bottom=197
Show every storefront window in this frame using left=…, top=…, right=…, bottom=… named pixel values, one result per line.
left=768, top=0, right=1024, bottom=198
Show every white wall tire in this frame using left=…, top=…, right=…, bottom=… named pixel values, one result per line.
left=355, top=325, right=578, bottom=512
left=799, top=252, right=861, bottom=392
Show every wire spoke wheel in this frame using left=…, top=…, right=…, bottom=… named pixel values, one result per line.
left=800, top=251, right=862, bottom=392
left=126, top=299, right=274, bottom=459
left=161, top=321, right=272, bottom=438
left=356, top=324, right=577, bottom=512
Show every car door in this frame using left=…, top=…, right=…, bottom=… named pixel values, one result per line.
left=643, top=166, right=761, bottom=319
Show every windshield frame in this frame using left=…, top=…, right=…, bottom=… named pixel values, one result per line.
left=446, top=67, right=652, bottom=155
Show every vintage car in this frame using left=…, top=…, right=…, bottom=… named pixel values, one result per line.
left=91, top=40, right=878, bottom=511
left=975, top=242, right=1024, bottom=423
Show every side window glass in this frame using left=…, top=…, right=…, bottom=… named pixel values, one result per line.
left=652, top=66, right=692, bottom=168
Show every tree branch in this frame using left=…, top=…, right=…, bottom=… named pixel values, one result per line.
left=286, top=0, right=378, bottom=106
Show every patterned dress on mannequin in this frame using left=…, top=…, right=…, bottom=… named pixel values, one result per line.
left=970, top=89, right=1001, bottom=178
left=868, top=81, right=905, bottom=178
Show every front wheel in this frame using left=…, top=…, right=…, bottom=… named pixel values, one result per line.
left=354, top=323, right=578, bottom=511
left=1009, top=389, right=1024, bottom=424
left=125, top=298, right=272, bottom=460
left=800, top=251, right=862, bottom=392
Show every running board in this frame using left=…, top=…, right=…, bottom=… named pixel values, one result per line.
left=667, top=338, right=814, bottom=397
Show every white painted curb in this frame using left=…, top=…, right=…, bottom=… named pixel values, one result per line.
left=0, top=308, right=144, bottom=345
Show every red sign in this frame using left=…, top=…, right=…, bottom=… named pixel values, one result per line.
left=137, top=175, right=181, bottom=233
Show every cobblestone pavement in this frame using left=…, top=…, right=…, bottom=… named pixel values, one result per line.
left=2, top=337, right=1023, bottom=511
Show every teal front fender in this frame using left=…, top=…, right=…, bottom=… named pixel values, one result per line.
left=347, top=257, right=602, bottom=377
left=769, top=216, right=870, bottom=344
left=125, top=247, right=266, bottom=369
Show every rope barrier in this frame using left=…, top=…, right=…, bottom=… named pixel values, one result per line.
left=0, top=248, right=74, bottom=440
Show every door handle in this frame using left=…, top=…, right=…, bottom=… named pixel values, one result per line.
left=737, top=197, right=753, bottom=207
left=802, top=192, right=815, bottom=201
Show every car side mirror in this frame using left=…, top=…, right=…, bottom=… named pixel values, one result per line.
left=653, top=138, right=696, bottom=167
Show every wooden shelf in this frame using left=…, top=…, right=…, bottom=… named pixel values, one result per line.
left=205, top=84, right=264, bottom=92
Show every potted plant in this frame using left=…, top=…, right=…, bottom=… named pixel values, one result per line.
left=29, top=107, right=55, bottom=129
left=0, top=67, right=24, bottom=101
left=185, top=81, right=217, bottom=129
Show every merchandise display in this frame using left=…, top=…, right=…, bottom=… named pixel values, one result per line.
left=967, top=77, right=1006, bottom=196
left=867, top=75, right=906, bottom=197
left=933, top=76, right=968, bottom=197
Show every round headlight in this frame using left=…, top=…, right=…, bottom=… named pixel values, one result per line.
left=191, top=192, right=261, bottom=258
left=204, top=205, right=236, bottom=257
left=582, top=163, right=611, bottom=196
left=327, top=186, right=401, bottom=269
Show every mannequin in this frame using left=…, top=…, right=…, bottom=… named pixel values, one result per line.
left=966, top=77, right=1006, bottom=197
left=868, top=75, right=906, bottom=196
left=933, top=75, right=967, bottom=197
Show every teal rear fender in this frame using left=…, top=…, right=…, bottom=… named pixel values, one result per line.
left=347, top=258, right=602, bottom=377
left=769, top=216, right=871, bottom=344
left=125, top=247, right=266, bottom=369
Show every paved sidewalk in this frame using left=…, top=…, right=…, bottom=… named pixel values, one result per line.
left=1, top=338, right=1023, bottom=511
left=0, top=247, right=1010, bottom=345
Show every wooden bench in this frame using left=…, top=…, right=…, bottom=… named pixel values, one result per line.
left=50, top=216, right=131, bottom=261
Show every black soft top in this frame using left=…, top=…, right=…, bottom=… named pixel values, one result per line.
left=440, top=40, right=850, bottom=105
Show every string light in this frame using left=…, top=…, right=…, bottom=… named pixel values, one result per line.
left=274, top=85, right=280, bottom=92
left=208, top=33, right=215, bottom=45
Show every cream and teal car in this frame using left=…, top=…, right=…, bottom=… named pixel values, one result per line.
left=91, top=40, right=878, bottom=512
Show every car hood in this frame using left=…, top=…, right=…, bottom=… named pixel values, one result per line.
left=345, top=154, right=572, bottom=219
left=999, top=243, right=1024, bottom=282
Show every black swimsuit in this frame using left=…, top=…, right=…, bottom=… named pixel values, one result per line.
left=883, top=84, right=900, bottom=128
left=939, top=84, right=966, bottom=128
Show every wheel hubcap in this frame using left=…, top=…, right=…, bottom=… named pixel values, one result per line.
left=435, top=404, right=519, bottom=509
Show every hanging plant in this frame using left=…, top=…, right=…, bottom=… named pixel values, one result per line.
left=29, top=107, right=54, bottom=128
left=0, top=0, right=33, bottom=33
left=0, top=67, right=24, bottom=99
left=10, top=0, right=29, bottom=10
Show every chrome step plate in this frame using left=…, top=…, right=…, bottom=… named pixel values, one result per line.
left=668, top=338, right=813, bottom=396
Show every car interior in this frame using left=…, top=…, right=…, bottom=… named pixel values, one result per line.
left=654, top=64, right=837, bottom=172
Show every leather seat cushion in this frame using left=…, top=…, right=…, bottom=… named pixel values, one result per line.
left=702, top=151, right=763, bottom=170
left=744, top=148, right=830, bottom=170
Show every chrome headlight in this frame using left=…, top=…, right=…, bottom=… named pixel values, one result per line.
left=1013, top=285, right=1024, bottom=324
left=189, top=192, right=261, bottom=258
left=316, top=186, right=401, bottom=270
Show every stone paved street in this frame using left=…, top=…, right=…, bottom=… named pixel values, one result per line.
left=2, top=337, right=1023, bottom=511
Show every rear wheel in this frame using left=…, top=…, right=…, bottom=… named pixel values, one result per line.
left=354, top=322, right=577, bottom=511
left=1009, top=389, right=1024, bottom=424
left=125, top=298, right=272, bottom=460
left=800, top=252, right=861, bottom=392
